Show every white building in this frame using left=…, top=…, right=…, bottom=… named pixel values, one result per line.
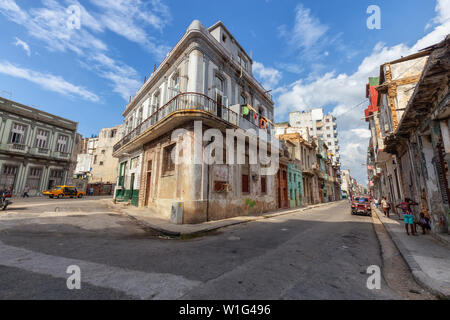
left=75, top=125, right=124, bottom=184
left=289, top=108, right=340, bottom=165
left=112, top=20, right=278, bottom=221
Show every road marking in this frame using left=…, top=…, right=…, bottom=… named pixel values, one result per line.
left=0, top=241, right=200, bottom=299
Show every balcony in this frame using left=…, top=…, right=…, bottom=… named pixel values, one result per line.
left=52, top=151, right=70, bottom=159
left=113, top=92, right=274, bottom=154
left=37, top=147, right=50, bottom=155
left=8, top=143, right=27, bottom=153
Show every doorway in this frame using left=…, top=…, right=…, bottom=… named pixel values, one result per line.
left=129, top=173, right=135, bottom=200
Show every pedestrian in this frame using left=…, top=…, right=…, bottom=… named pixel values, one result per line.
left=396, top=198, right=417, bottom=236
left=374, top=198, right=379, bottom=208
left=23, top=185, right=30, bottom=198
left=418, top=209, right=432, bottom=234
left=381, top=197, right=390, bottom=217
left=89, top=187, right=94, bottom=196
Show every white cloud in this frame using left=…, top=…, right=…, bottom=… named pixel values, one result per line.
left=279, top=3, right=328, bottom=50
left=0, top=61, right=99, bottom=102
left=14, top=37, right=30, bottom=56
left=0, top=0, right=172, bottom=101
left=275, top=0, right=450, bottom=184
left=253, top=62, right=282, bottom=90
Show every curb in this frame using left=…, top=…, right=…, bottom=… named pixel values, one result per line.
left=373, top=207, right=450, bottom=299
left=104, top=199, right=343, bottom=237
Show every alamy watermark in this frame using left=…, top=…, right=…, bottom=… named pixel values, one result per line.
left=367, top=5, right=381, bottom=30
left=66, top=265, right=81, bottom=290
left=366, top=265, right=381, bottom=290
left=66, top=5, right=81, bottom=30
left=170, top=121, right=280, bottom=176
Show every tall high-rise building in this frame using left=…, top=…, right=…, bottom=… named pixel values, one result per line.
left=289, top=108, right=340, bottom=166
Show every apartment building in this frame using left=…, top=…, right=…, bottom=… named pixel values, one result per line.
left=75, top=125, right=124, bottom=182
left=0, top=97, right=78, bottom=196
left=289, top=108, right=340, bottom=166
left=112, top=20, right=278, bottom=223
left=368, top=36, right=450, bottom=234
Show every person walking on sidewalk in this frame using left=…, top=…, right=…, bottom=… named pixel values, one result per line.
left=22, top=185, right=30, bottom=198
left=381, top=197, right=390, bottom=217
left=397, top=198, right=418, bottom=236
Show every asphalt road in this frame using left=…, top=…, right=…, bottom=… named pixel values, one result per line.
left=0, top=197, right=404, bottom=299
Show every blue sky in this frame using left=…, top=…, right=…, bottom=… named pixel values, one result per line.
left=0, top=0, right=449, bottom=184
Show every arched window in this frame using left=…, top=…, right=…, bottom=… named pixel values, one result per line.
left=240, top=93, right=246, bottom=105
left=171, top=73, right=179, bottom=97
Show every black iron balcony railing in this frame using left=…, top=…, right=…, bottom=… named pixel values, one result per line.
left=113, top=92, right=273, bottom=153
left=10, top=143, right=26, bottom=151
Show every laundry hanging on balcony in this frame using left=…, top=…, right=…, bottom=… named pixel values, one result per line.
left=241, top=105, right=250, bottom=116
left=259, top=117, right=267, bottom=130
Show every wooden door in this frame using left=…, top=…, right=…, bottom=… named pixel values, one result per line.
left=145, top=172, right=152, bottom=206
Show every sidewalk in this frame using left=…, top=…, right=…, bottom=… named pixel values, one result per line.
left=103, top=199, right=340, bottom=237
left=374, top=207, right=450, bottom=299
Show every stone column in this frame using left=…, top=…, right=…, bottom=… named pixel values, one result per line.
left=187, top=49, right=204, bottom=93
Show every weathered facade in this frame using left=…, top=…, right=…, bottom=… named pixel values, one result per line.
left=366, top=35, right=450, bottom=235
left=112, top=20, right=278, bottom=223
left=0, top=97, right=78, bottom=196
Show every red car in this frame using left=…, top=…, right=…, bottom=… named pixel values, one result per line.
left=351, top=195, right=372, bottom=216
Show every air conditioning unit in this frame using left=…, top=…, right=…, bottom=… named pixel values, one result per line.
left=171, top=202, right=184, bottom=224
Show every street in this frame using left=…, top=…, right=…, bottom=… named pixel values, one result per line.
left=0, top=197, right=434, bottom=300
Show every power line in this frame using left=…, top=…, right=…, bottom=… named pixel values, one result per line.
left=332, top=98, right=369, bottom=118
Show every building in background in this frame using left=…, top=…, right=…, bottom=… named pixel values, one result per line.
left=74, top=125, right=124, bottom=195
left=289, top=108, right=340, bottom=166
left=0, top=96, right=78, bottom=196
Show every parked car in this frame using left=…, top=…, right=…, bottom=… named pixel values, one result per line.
left=351, top=195, right=372, bottom=216
left=43, top=186, right=85, bottom=199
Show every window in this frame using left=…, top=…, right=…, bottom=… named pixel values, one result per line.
left=171, top=74, right=179, bottom=97
left=214, top=181, right=227, bottom=192
left=101, top=150, right=105, bottom=154
left=326, top=119, right=330, bottom=123
left=99, top=161, right=104, bottom=166
left=327, top=134, right=331, bottom=138
left=261, top=176, right=267, bottom=194
left=94, top=155, right=98, bottom=164
left=162, top=144, right=176, bottom=174
left=153, top=92, right=161, bottom=109
left=10, top=123, right=26, bottom=144
left=110, top=129, right=117, bottom=138
left=242, top=174, right=249, bottom=193
left=238, top=54, right=247, bottom=70
left=222, top=34, right=227, bottom=43
left=215, top=75, right=224, bottom=92
left=131, top=157, right=139, bottom=169
left=27, top=167, right=42, bottom=190
left=137, top=108, right=143, bottom=125
left=239, top=93, right=246, bottom=105
left=0, top=165, right=18, bottom=188
left=56, top=135, right=68, bottom=153
left=35, top=129, right=49, bottom=149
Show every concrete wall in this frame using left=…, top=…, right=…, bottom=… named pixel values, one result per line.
left=138, top=124, right=278, bottom=223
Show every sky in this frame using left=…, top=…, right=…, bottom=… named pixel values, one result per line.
left=0, top=0, right=449, bottom=185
